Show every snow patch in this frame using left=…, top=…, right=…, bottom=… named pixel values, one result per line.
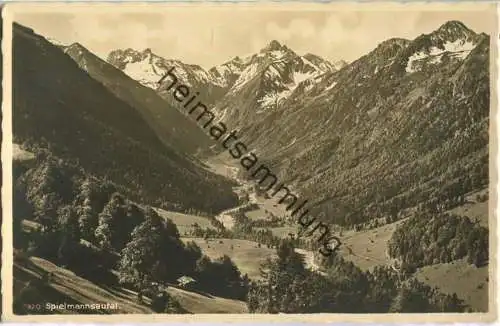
left=324, top=81, right=338, bottom=91
left=265, top=65, right=282, bottom=80
left=269, top=50, right=285, bottom=59
left=123, top=58, right=161, bottom=87
left=218, top=107, right=229, bottom=121
left=406, top=39, right=476, bottom=73
left=294, top=71, right=315, bottom=84
left=231, top=63, right=259, bottom=92
left=405, top=51, right=429, bottom=73
left=257, top=70, right=316, bottom=108
left=286, top=137, right=297, bottom=147
left=430, top=55, right=442, bottom=64
left=124, top=55, right=134, bottom=63
left=258, top=93, right=279, bottom=107
left=169, top=65, right=191, bottom=86
left=301, top=56, right=320, bottom=72
left=443, top=40, right=476, bottom=53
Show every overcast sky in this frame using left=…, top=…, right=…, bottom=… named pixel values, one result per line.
left=13, top=4, right=496, bottom=69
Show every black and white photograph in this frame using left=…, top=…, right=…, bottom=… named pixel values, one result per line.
left=1, top=2, right=497, bottom=321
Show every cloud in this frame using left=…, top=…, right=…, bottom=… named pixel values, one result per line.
left=14, top=6, right=495, bottom=69
left=265, top=18, right=317, bottom=42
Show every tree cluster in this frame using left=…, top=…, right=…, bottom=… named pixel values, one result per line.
left=388, top=211, right=488, bottom=272
left=248, top=240, right=467, bottom=313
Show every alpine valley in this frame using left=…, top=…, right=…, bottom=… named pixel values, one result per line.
left=12, top=17, right=490, bottom=316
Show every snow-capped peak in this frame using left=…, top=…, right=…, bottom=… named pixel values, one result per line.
left=107, top=48, right=227, bottom=90
left=435, top=20, right=475, bottom=42
left=223, top=42, right=340, bottom=110
left=405, top=21, right=479, bottom=74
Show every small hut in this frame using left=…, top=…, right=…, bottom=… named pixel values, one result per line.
left=176, top=276, right=197, bottom=290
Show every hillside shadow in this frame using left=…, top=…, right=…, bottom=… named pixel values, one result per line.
left=13, top=266, right=110, bottom=315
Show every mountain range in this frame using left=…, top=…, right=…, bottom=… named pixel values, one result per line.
left=107, top=41, right=347, bottom=109
left=104, top=20, right=489, bottom=226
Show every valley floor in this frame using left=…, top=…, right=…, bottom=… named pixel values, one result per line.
left=154, top=208, right=214, bottom=236
left=180, top=238, right=320, bottom=280
left=181, top=238, right=275, bottom=280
